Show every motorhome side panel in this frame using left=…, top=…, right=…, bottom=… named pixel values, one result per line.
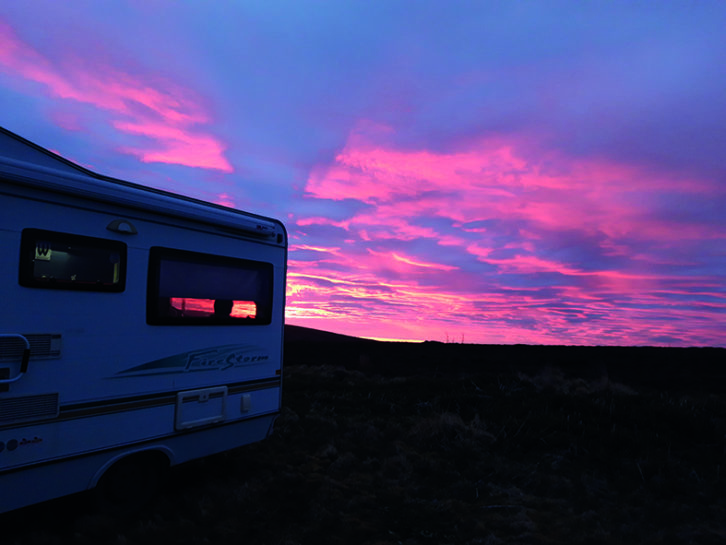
left=0, top=185, right=286, bottom=399
left=0, top=164, right=286, bottom=513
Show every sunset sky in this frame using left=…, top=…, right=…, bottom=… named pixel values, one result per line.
left=1, top=2, right=725, bottom=346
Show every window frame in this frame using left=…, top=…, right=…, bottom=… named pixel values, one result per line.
left=18, top=228, right=127, bottom=292
left=146, top=246, right=274, bottom=326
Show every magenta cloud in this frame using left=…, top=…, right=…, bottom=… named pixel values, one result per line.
left=287, top=125, right=726, bottom=345
left=0, top=20, right=232, bottom=173
left=1, top=3, right=725, bottom=346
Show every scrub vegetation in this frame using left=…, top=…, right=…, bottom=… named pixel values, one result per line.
left=5, top=355, right=726, bottom=544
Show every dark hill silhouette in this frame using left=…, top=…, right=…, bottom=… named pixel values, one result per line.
left=284, top=324, right=369, bottom=343
left=284, top=324, right=726, bottom=392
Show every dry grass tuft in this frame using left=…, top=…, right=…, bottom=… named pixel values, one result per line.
left=517, top=365, right=637, bottom=395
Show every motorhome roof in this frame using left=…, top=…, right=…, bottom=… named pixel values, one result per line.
left=0, top=126, right=283, bottom=241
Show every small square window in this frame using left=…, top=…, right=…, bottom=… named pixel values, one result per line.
left=19, top=229, right=127, bottom=292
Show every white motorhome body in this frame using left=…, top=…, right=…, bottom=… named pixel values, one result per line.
left=0, top=127, right=287, bottom=513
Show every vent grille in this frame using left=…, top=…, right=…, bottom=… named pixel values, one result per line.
left=0, top=393, right=60, bottom=425
left=0, top=334, right=61, bottom=361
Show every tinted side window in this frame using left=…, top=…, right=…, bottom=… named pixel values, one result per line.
left=147, top=247, right=273, bottom=325
left=19, top=229, right=126, bottom=292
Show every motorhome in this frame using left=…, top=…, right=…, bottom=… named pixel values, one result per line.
left=0, top=127, right=287, bottom=513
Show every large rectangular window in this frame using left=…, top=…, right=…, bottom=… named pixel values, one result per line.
left=147, top=247, right=273, bottom=325
left=19, top=229, right=126, bottom=292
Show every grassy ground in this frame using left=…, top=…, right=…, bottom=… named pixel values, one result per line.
left=6, top=363, right=726, bottom=544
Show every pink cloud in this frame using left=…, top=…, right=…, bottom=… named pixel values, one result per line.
left=295, top=216, right=351, bottom=229
left=307, top=129, right=719, bottom=243
left=0, top=20, right=232, bottom=172
left=114, top=121, right=233, bottom=172
left=368, top=249, right=459, bottom=273
left=213, top=193, right=236, bottom=208
left=307, top=128, right=722, bottom=252
left=286, top=266, right=726, bottom=345
left=288, top=124, right=726, bottom=346
left=291, top=244, right=343, bottom=254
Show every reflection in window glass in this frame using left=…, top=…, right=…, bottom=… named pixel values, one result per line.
left=147, top=247, right=273, bottom=325
left=169, top=298, right=257, bottom=319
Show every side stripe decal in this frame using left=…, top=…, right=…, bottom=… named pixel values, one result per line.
left=0, top=377, right=280, bottom=429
